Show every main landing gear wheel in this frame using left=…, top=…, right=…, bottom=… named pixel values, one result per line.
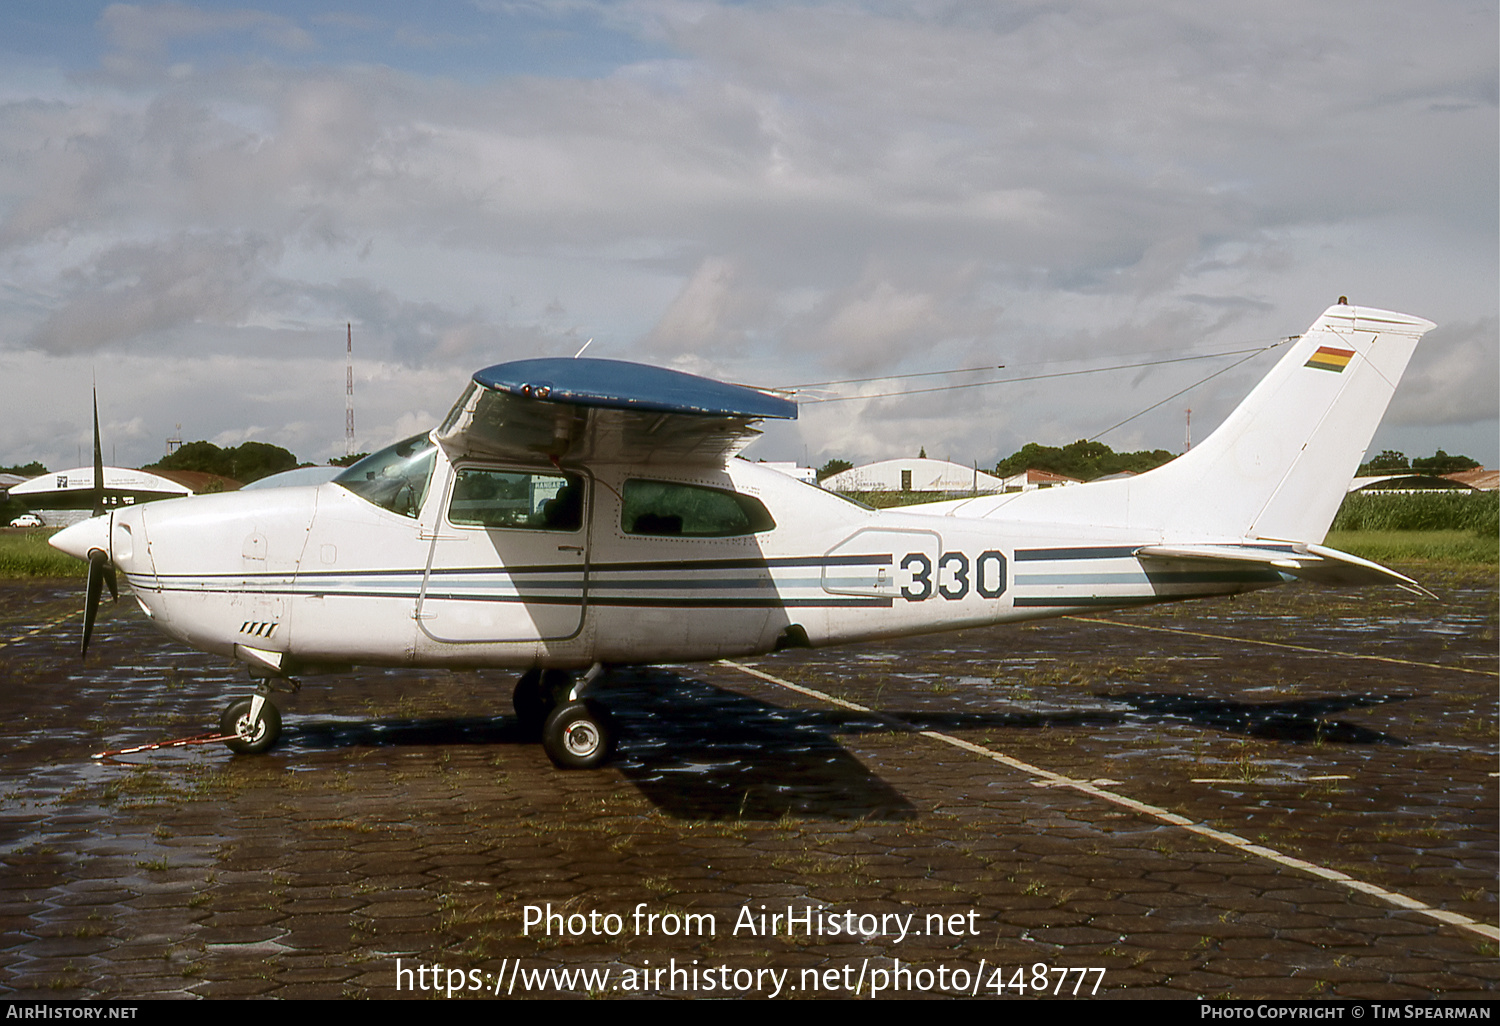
left=513, top=669, right=572, bottom=735
left=220, top=697, right=282, bottom=755
left=541, top=700, right=615, bottom=770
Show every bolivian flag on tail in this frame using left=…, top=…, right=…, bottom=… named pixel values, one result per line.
left=1305, top=345, right=1355, bottom=373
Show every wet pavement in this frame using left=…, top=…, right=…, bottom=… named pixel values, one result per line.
left=0, top=572, right=1494, bottom=999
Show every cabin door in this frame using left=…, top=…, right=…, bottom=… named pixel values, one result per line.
left=415, top=464, right=589, bottom=643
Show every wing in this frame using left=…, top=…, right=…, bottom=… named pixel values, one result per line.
left=1136, top=542, right=1434, bottom=598
left=434, top=357, right=797, bottom=466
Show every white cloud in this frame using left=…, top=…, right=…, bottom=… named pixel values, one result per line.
left=99, top=2, right=315, bottom=83
left=644, top=255, right=763, bottom=355
left=0, top=0, right=1492, bottom=471
left=1388, top=318, right=1500, bottom=428
left=22, top=232, right=280, bottom=352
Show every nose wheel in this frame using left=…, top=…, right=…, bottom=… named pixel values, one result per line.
left=220, top=696, right=282, bottom=754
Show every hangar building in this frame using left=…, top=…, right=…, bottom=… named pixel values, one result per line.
left=821, top=458, right=1007, bottom=494
left=8, top=467, right=240, bottom=527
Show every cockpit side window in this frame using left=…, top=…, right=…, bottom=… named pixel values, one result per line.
left=448, top=469, right=583, bottom=531
left=621, top=480, right=775, bottom=537
left=333, top=434, right=437, bottom=518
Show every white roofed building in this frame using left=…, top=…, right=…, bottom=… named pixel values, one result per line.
left=821, top=458, right=1006, bottom=494
left=996, top=468, right=1084, bottom=492
left=754, top=461, right=818, bottom=485
left=9, top=467, right=209, bottom=526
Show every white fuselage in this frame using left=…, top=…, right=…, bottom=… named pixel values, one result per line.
left=84, top=448, right=1285, bottom=675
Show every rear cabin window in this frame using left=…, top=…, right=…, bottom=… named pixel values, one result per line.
left=449, top=470, right=583, bottom=531
left=621, top=480, right=775, bottom=537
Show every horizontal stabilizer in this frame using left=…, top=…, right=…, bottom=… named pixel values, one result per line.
left=1136, top=543, right=1433, bottom=598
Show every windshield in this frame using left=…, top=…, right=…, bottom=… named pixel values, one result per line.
left=333, top=433, right=437, bottom=518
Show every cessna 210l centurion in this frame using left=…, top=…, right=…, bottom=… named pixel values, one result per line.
left=53, top=302, right=1434, bottom=768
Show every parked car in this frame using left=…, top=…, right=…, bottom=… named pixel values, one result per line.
left=8, top=514, right=42, bottom=528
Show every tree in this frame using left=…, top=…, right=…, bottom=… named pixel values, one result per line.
left=1359, top=450, right=1409, bottom=474
left=1357, top=450, right=1480, bottom=477
left=918, top=446, right=927, bottom=459
left=147, top=440, right=299, bottom=485
left=994, top=440, right=1175, bottom=482
left=1411, top=450, right=1481, bottom=475
left=228, top=441, right=298, bottom=483
left=817, top=458, right=853, bottom=481
left=329, top=452, right=369, bottom=468
left=0, top=462, right=47, bottom=476
left=150, top=441, right=233, bottom=478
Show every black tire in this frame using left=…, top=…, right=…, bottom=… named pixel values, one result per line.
left=220, top=697, right=282, bottom=755
left=513, top=669, right=548, bottom=733
left=541, top=700, right=614, bottom=770
left=513, top=669, right=573, bottom=736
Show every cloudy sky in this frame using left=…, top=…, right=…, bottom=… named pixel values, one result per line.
left=1, top=0, right=1494, bottom=474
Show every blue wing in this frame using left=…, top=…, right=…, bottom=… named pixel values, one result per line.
left=435, top=358, right=796, bottom=465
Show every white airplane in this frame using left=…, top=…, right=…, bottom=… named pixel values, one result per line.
left=52, top=302, right=1434, bottom=769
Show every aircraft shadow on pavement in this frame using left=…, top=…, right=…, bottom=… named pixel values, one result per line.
left=288, top=715, right=523, bottom=750
left=1097, top=691, right=1411, bottom=744
left=576, top=668, right=920, bottom=821
left=281, top=673, right=1407, bottom=819
left=839, top=692, right=1410, bottom=746
left=282, top=668, right=919, bottom=822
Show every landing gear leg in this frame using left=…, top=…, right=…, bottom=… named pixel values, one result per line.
left=221, top=677, right=297, bottom=755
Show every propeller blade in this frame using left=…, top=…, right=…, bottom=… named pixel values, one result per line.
left=92, top=389, right=106, bottom=518
left=82, top=548, right=107, bottom=657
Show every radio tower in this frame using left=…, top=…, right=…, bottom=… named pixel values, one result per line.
left=1184, top=408, right=1192, bottom=452
left=345, top=323, right=356, bottom=457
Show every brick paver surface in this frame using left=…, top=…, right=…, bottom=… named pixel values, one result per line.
left=0, top=571, right=1493, bottom=999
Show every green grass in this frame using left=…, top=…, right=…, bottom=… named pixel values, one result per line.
left=1326, top=492, right=1496, bottom=570
left=0, top=530, right=85, bottom=577
left=1324, top=529, right=1498, bottom=567
left=1331, top=490, right=1498, bottom=534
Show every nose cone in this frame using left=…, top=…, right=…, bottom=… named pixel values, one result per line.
left=51, top=515, right=110, bottom=561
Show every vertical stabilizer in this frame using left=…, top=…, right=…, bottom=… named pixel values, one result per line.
left=986, top=304, right=1435, bottom=543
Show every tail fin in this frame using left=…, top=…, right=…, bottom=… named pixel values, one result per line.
left=992, top=303, right=1435, bottom=543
